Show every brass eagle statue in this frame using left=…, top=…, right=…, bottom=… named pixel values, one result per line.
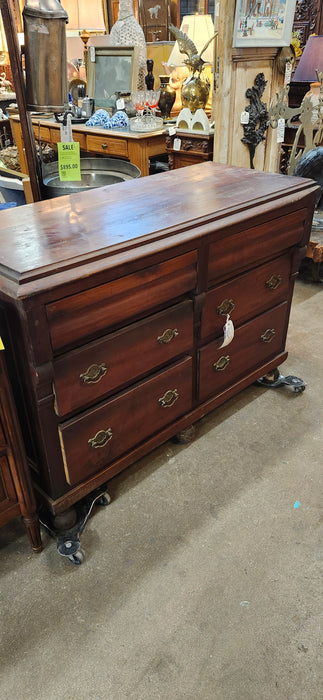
left=169, top=24, right=217, bottom=76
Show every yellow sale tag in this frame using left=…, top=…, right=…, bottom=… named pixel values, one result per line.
left=57, top=142, right=81, bottom=182
left=0, top=336, right=4, bottom=350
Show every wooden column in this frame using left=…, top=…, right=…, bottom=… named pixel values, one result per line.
left=213, top=0, right=283, bottom=173
left=0, top=0, right=41, bottom=201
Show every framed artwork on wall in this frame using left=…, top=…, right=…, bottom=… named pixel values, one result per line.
left=232, top=0, right=297, bottom=48
left=86, top=45, right=140, bottom=109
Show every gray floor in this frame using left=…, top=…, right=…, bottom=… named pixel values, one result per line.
left=0, top=278, right=322, bottom=700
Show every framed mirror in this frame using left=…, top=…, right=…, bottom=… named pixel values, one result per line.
left=86, top=45, right=140, bottom=109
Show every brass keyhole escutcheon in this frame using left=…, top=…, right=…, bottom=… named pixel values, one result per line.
left=158, top=389, right=179, bottom=407
left=213, top=355, right=230, bottom=371
left=217, top=299, right=235, bottom=316
left=157, top=328, right=179, bottom=344
left=265, top=274, right=282, bottom=290
left=80, top=362, right=108, bottom=384
left=88, top=428, right=113, bottom=449
left=260, top=328, right=275, bottom=343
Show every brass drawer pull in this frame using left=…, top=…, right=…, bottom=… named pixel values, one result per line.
left=80, top=362, right=107, bottom=384
left=157, top=328, right=179, bottom=344
left=260, top=328, right=275, bottom=343
left=88, top=428, right=112, bottom=449
left=213, top=355, right=230, bottom=371
left=158, top=389, right=179, bottom=408
left=101, top=143, right=108, bottom=149
left=217, top=299, right=235, bottom=316
left=265, top=274, right=282, bottom=290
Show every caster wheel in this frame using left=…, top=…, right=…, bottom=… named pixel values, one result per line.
left=97, top=493, right=111, bottom=507
left=68, top=550, right=84, bottom=565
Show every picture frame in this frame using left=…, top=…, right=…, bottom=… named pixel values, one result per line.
left=232, top=0, right=297, bottom=48
left=86, top=46, right=140, bottom=110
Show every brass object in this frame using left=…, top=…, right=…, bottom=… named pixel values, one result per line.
left=169, top=24, right=217, bottom=114
left=157, top=328, right=179, bottom=344
left=213, top=355, right=230, bottom=371
left=101, top=143, right=108, bottom=149
left=217, top=299, right=235, bottom=316
left=80, top=363, right=108, bottom=384
left=158, top=389, right=179, bottom=408
left=88, top=428, right=113, bottom=449
left=265, top=274, right=282, bottom=290
left=260, top=328, right=275, bottom=343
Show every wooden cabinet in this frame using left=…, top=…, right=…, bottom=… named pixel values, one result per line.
left=166, top=130, right=214, bottom=169
left=0, top=345, right=42, bottom=551
left=0, top=162, right=318, bottom=522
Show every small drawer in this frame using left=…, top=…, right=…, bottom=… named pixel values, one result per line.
left=53, top=300, right=194, bottom=416
left=199, top=302, right=289, bottom=403
left=49, top=129, right=86, bottom=150
left=59, top=356, right=192, bottom=486
left=86, top=134, right=128, bottom=158
left=46, top=251, right=197, bottom=352
left=201, top=254, right=291, bottom=341
left=208, top=209, right=307, bottom=285
left=33, top=125, right=50, bottom=141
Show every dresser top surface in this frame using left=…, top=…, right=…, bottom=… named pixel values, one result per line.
left=0, top=162, right=318, bottom=286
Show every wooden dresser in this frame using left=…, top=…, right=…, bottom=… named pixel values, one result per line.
left=0, top=163, right=318, bottom=523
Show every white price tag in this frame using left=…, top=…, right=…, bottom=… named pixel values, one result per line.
left=219, top=315, right=235, bottom=349
left=240, top=110, right=249, bottom=125
left=284, top=61, right=293, bottom=85
left=168, top=126, right=176, bottom=136
left=173, top=137, right=181, bottom=151
left=277, top=117, right=285, bottom=143
left=90, top=46, right=95, bottom=62
left=116, top=98, right=125, bottom=110
left=60, top=114, right=73, bottom=143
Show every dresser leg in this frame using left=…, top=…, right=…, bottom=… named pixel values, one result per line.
left=22, top=514, right=42, bottom=553
left=39, top=486, right=111, bottom=565
left=257, top=368, right=306, bottom=393
left=174, top=425, right=196, bottom=444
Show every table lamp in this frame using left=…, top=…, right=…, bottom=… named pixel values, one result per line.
left=292, top=35, right=323, bottom=121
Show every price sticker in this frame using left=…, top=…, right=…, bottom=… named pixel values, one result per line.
left=90, top=46, right=95, bottom=62
left=59, top=113, right=73, bottom=143
left=173, top=137, right=181, bottom=151
left=277, top=117, right=285, bottom=143
left=284, top=61, right=293, bottom=85
left=0, top=336, right=4, bottom=350
left=240, top=110, right=249, bottom=125
left=57, top=142, right=81, bottom=182
left=218, top=315, right=235, bottom=349
left=116, top=98, right=125, bottom=110
left=168, top=126, right=176, bottom=136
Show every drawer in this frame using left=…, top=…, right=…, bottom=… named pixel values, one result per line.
left=86, top=134, right=128, bottom=158
left=46, top=251, right=197, bottom=352
left=33, top=124, right=50, bottom=141
left=49, top=129, right=86, bottom=150
left=53, top=300, right=194, bottom=416
left=201, top=254, right=291, bottom=341
left=208, top=209, right=307, bottom=284
left=59, top=356, right=192, bottom=486
left=199, top=302, right=289, bottom=403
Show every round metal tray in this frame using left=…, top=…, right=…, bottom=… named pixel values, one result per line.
left=41, top=157, right=141, bottom=198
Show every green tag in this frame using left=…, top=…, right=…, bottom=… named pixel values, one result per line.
left=57, top=142, right=81, bottom=181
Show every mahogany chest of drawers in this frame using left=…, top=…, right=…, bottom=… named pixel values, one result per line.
left=0, top=163, right=318, bottom=517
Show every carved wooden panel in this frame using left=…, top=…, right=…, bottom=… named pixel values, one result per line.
left=293, top=0, right=323, bottom=50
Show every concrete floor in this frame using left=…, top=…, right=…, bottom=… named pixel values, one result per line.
left=0, top=278, right=322, bottom=700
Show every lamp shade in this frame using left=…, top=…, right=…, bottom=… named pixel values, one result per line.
left=167, top=14, right=215, bottom=68
left=62, top=0, right=105, bottom=30
left=292, top=35, right=323, bottom=82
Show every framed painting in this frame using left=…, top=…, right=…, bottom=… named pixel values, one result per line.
left=86, top=46, right=140, bottom=110
left=232, top=0, right=297, bottom=48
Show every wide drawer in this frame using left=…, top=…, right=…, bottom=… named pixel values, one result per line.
left=46, top=251, right=197, bottom=352
left=59, top=356, right=192, bottom=486
left=208, top=209, right=307, bottom=284
left=199, top=303, right=289, bottom=403
left=53, top=300, right=194, bottom=416
left=201, top=254, right=291, bottom=341
left=86, top=134, right=128, bottom=157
